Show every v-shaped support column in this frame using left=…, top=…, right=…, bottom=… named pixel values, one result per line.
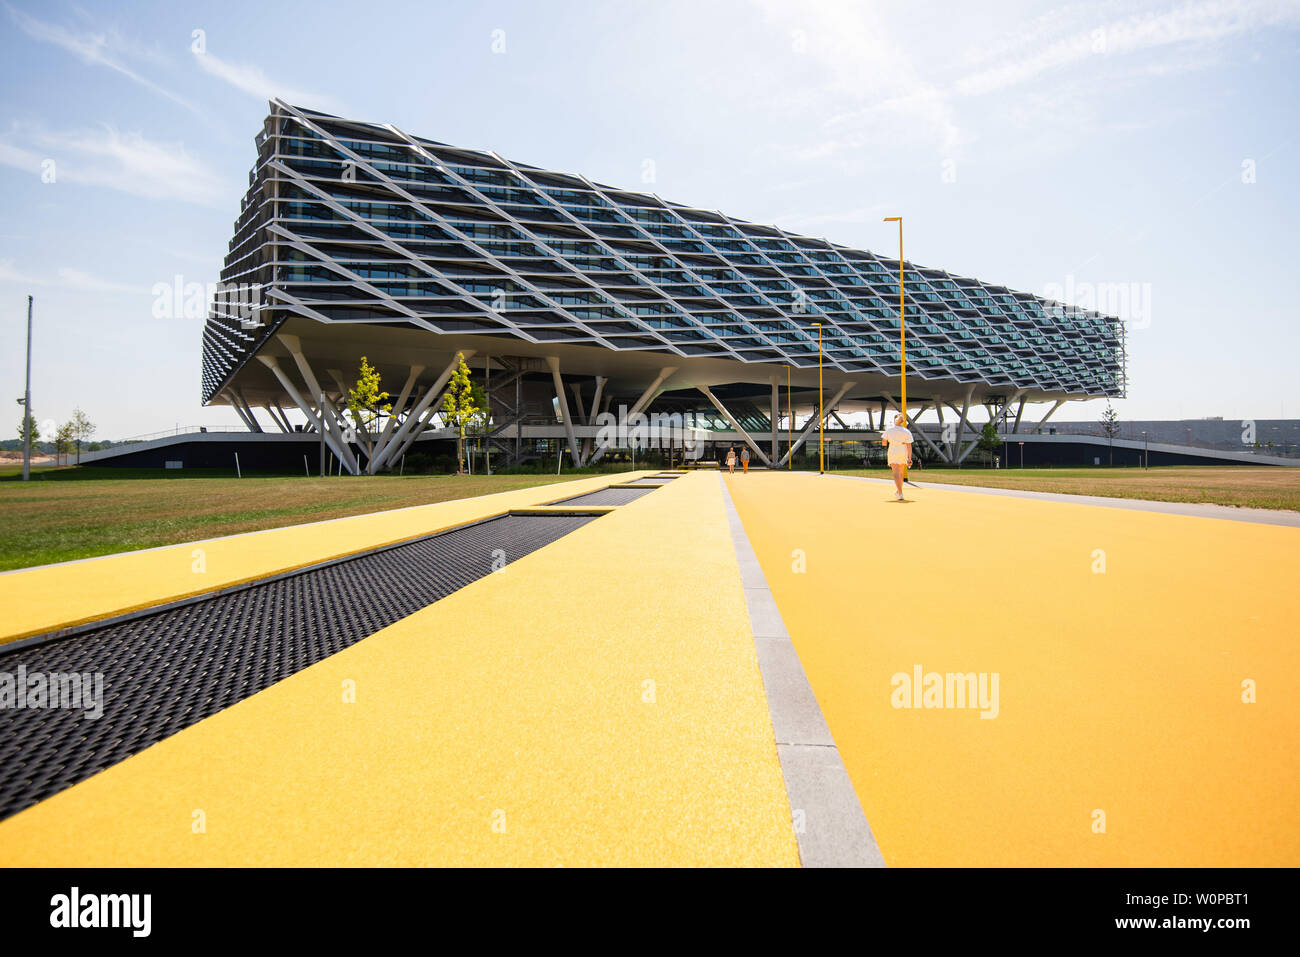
left=776, top=383, right=852, bottom=467
left=370, top=351, right=474, bottom=473
left=698, top=386, right=772, bottom=467
left=257, top=354, right=357, bottom=473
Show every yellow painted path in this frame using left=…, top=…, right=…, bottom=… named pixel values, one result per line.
left=0, top=472, right=798, bottom=866
left=726, top=471, right=1300, bottom=867
left=0, top=472, right=648, bottom=645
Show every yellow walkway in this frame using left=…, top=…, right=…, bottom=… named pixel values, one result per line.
left=0, top=473, right=798, bottom=867
left=725, top=471, right=1300, bottom=867
left=0, top=472, right=644, bottom=645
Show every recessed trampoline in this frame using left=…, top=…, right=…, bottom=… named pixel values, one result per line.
left=0, top=511, right=595, bottom=822
left=548, top=486, right=657, bottom=506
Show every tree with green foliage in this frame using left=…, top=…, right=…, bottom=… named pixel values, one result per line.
left=977, top=419, right=1001, bottom=467
left=55, top=421, right=75, bottom=466
left=1100, top=403, right=1120, bottom=465
left=16, top=414, right=39, bottom=446
left=441, top=352, right=479, bottom=475
left=346, top=356, right=391, bottom=472
left=70, top=407, right=95, bottom=464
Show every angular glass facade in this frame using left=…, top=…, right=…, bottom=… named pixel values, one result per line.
left=202, top=101, right=1124, bottom=406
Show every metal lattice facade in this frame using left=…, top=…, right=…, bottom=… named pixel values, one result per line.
left=201, top=101, right=1123, bottom=409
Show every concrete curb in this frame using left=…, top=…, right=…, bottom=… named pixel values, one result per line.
left=719, top=475, right=886, bottom=868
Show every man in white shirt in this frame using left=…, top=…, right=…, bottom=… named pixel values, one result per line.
left=881, top=413, right=913, bottom=500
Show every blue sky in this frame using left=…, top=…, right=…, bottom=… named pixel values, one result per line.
left=1, top=0, right=1297, bottom=438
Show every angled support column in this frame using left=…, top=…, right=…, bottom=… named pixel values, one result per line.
left=329, top=367, right=379, bottom=460
left=546, top=356, right=582, bottom=466
left=390, top=403, right=441, bottom=464
left=276, top=333, right=361, bottom=474
left=579, top=376, right=608, bottom=462
left=228, top=395, right=258, bottom=433
left=569, top=383, right=589, bottom=425
left=952, top=385, right=977, bottom=466
left=884, top=394, right=944, bottom=460
left=901, top=403, right=942, bottom=461
left=777, top=383, right=852, bottom=467
left=935, top=402, right=950, bottom=461
left=265, top=402, right=291, bottom=433
left=911, top=421, right=947, bottom=462
left=1033, top=399, right=1067, bottom=434
left=770, top=376, right=780, bottom=464
left=588, top=376, right=607, bottom=422
left=371, top=364, right=425, bottom=461
left=699, top=386, right=772, bottom=467
left=270, top=402, right=294, bottom=432
left=589, top=365, right=677, bottom=465
left=993, top=389, right=1026, bottom=437
left=371, top=351, right=474, bottom=473
left=957, top=436, right=982, bottom=465
left=257, top=355, right=355, bottom=471
left=233, top=390, right=263, bottom=433
left=630, top=366, right=677, bottom=417
left=1012, top=395, right=1027, bottom=434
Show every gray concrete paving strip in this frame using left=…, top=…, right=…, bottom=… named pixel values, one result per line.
left=719, top=475, right=886, bottom=868
left=832, top=474, right=1300, bottom=528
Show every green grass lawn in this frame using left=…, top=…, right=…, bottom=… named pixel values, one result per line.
left=0, top=467, right=619, bottom=571
left=834, top=465, right=1300, bottom=511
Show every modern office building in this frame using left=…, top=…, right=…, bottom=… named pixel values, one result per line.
left=201, top=100, right=1125, bottom=472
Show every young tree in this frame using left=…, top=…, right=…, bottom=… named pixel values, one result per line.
left=70, top=407, right=96, bottom=464
left=1100, top=403, right=1121, bottom=466
left=16, top=414, right=39, bottom=447
left=55, top=421, right=75, bottom=466
left=441, top=352, right=479, bottom=474
left=977, top=419, right=1001, bottom=467
left=345, top=356, right=391, bottom=472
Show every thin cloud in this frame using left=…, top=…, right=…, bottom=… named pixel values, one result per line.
left=0, top=258, right=42, bottom=285
left=773, top=204, right=889, bottom=233
left=955, top=0, right=1300, bottom=97
left=4, top=3, right=199, bottom=113
left=753, top=0, right=964, bottom=157
left=191, top=49, right=343, bottom=113
left=0, top=124, right=238, bottom=208
left=0, top=259, right=151, bottom=295
left=753, top=0, right=1296, bottom=168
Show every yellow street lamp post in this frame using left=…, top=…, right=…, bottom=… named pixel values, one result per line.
left=883, top=216, right=906, bottom=476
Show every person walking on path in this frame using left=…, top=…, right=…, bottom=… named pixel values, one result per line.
left=726, top=445, right=737, bottom=474
left=881, top=413, right=913, bottom=501
left=740, top=447, right=750, bottom=473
